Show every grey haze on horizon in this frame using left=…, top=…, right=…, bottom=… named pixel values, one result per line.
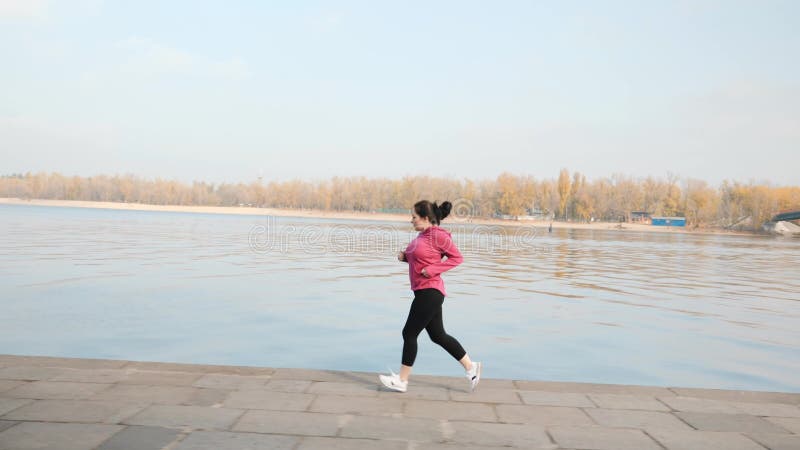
left=1, top=1, right=798, bottom=187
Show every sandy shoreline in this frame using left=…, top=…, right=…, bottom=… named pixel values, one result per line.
left=0, top=197, right=748, bottom=236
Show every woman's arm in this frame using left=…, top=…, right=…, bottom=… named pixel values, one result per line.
left=422, top=233, right=462, bottom=277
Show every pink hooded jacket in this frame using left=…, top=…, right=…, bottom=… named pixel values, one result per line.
left=403, top=226, right=463, bottom=296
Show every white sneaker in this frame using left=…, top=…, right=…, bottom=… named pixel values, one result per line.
left=379, top=370, right=408, bottom=393
left=467, top=361, right=482, bottom=392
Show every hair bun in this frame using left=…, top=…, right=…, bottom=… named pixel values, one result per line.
left=439, top=201, right=452, bottom=221
left=432, top=202, right=442, bottom=221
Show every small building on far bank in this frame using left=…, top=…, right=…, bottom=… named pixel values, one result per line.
left=652, top=216, right=686, bottom=227
left=630, top=211, right=652, bottom=223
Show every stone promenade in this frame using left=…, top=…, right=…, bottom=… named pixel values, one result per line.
left=0, top=354, right=798, bottom=450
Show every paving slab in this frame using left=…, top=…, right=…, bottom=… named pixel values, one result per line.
left=0, top=366, right=66, bottom=381
left=449, top=388, right=522, bottom=404
left=495, top=404, right=593, bottom=426
left=0, top=420, right=19, bottom=433
left=96, top=426, right=181, bottom=450
left=90, top=384, right=199, bottom=404
left=309, top=394, right=404, bottom=416
left=297, top=436, right=407, bottom=450
left=232, top=410, right=341, bottom=436
left=518, top=390, right=595, bottom=408
left=185, top=388, right=231, bottom=407
left=377, top=384, right=449, bottom=401
left=307, top=381, right=380, bottom=397
left=470, top=378, right=517, bottom=390
left=271, top=368, right=373, bottom=383
left=588, top=393, right=670, bottom=411
left=660, top=395, right=744, bottom=414
left=192, top=373, right=271, bottom=390
left=3, top=381, right=113, bottom=400
left=1, top=399, right=146, bottom=424
left=271, top=368, right=350, bottom=382
left=447, top=421, right=555, bottom=448
left=585, top=408, right=694, bottom=432
left=49, top=368, right=131, bottom=384
left=119, top=370, right=204, bottom=386
left=732, top=401, right=800, bottom=418
left=408, top=374, right=462, bottom=390
left=412, top=374, right=515, bottom=391
left=0, top=422, right=124, bottom=450
left=648, top=430, right=767, bottom=450
left=515, top=380, right=675, bottom=397
left=339, top=415, right=442, bottom=441
left=415, top=444, right=529, bottom=450
left=124, top=404, right=244, bottom=430
left=123, top=361, right=273, bottom=376
left=0, top=380, right=26, bottom=393
left=452, top=378, right=516, bottom=390
left=404, top=398, right=497, bottom=422
left=765, top=416, right=800, bottom=433
left=549, top=425, right=662, bottom=450
left=0, top=355, right=127, bottom=370
left=748, top=433, right=800, bottom=450
left=261, top=378, right=313, bottom=393
left=223, top=389, right=314, bottom=411
left=172, top=430, right=298, bottom=450
left=670, top=388, right=800, bottom=405
left=676, top=411, right=792, bottom=434
left=0, top=398, right=33, bottom=416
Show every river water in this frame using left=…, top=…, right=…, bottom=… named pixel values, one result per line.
left=1, top=204, right=798, bottom=392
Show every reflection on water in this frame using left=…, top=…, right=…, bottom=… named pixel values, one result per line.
left=1, top=204, right=799, bottom=392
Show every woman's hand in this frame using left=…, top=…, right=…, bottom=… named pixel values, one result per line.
left=421, top=268, right=431, bottom=278
left=397, top=251, right=406, bottom=262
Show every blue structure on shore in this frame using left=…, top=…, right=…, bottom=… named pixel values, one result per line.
left=652, top=216, right=686, bottom=227
left=771, top=210, right=800, bottom=222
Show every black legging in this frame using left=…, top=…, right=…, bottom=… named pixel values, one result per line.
left=402, top=288, right=466, bottom=366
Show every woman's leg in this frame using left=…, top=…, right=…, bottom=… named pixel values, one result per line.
left=426, top=306, right=481, bottom=390
left=424, top=299, right=469, bottom=365
left=459, top=354, right=474, bottom=371
left=400, top=289, right=444, bottom=380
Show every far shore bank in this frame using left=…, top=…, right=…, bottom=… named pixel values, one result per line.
left=0, top=197, right=752, bottom=236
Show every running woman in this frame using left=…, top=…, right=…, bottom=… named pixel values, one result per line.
left=379, top=200, right=481, bottom=393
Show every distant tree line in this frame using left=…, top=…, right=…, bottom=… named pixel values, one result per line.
left=2, top=171, right=798, bottom=231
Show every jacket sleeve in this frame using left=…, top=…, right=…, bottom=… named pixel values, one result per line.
left=424, top=232, right=463, bottom=277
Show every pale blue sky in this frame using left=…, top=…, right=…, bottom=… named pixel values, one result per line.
left=1, top=1, right=798, bottom=185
